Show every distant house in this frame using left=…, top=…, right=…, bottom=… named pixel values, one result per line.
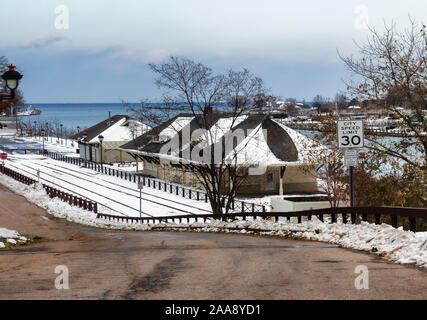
left=70, top=115, right=151, bottom=163
left=347, top=105, right=361, bottom=111
left=119, top=113, right=325, bottom=196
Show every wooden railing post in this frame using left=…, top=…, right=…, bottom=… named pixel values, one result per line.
left=362, top=213, right=368, bottom=222
left=409, top=217, right=416, bottom=232
left=374, top=214, right=381, bottom=225
left=391, top=216, right=398, bottom=228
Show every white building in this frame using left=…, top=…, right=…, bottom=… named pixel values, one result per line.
left=70, top=115, right=151, bottom=163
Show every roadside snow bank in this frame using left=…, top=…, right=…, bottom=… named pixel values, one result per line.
left=0, top=173, right=152, bottom=231
left=0, top=172, right=425, bottom=268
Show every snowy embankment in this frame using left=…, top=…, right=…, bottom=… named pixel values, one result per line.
left=0, top=227, right=28, bottom=248
left=18, top=136, right=79, bottom=156
left=0, top=173, right=426, bottom=268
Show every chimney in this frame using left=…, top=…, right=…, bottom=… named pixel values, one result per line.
left=203, top=105, right=212, bottom=115
left=108, top=111, right=111, bottom=126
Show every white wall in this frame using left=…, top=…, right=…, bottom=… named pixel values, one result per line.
left=270, top=196, right=339, bottom=212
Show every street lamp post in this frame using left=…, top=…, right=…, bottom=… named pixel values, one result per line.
left=98, top=134, right=104, bottom=170
left=82, top=131, right=88, bottom=167
left=60, top=124, right=63, bottom=145
left=45, top=122, right=49, bottom=143
left=0, top=65, right=23, bottom=101
left=40, top=128, right=45, bottom=154
left=1, top=65, right=23, bottom=135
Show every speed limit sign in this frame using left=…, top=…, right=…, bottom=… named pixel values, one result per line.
left=337, top=120, right=364, bottom=148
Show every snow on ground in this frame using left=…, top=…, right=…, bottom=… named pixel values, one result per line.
left=108, top=162, right=139, bottom=172
left=19, top=136, right=78, bottom=156
left=3, top=153, right=213, bottom=217
left=0, top=135, right=78, bottom=157
left=0, top=128, right=17, bottom=137
left=0, top=227, right=28, bottom=248
left=185, top=218, right=427, bottom=268
left=0, top=137, right=425, bottom=268
left=0, top=173, right=144, bottom=230
left=0, top=166, right=425, bottom=268
left=237, top=195, right=272, bottom=207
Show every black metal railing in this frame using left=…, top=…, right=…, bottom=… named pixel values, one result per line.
left=46, top=151, right=266, bottom=214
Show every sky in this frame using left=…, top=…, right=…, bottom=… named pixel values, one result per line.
left=0, top=0, right=425, bottom=103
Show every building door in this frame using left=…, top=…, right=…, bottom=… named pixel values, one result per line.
left=266, top=172, right=275, bottom=192
left=89, top=145, right=93, bottom=161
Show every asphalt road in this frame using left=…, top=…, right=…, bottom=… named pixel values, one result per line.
left=0, top=184, right=425, bottom=300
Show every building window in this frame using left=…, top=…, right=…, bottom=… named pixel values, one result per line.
left=266, top=172, right=273, bottom=182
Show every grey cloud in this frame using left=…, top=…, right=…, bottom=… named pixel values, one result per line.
left=20, top=33, right=67, bottom=49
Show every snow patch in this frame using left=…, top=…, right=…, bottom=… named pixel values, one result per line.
left=0, top=226, right=28, bottom=248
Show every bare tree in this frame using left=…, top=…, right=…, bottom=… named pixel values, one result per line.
left=124, top=99, right=182, bottom=129
left=148, top=56, right=265, bottom=215
left=0, top=56, right=8, bottom=74
left=312, top=94, right=327, bottom=114
left=335, top=93, right=348, bottom=110
left=339, top=18, right=426, bottom=176
left=224, top=68, right=264, bottom=109
left=302, top=147, right=348, bottom=208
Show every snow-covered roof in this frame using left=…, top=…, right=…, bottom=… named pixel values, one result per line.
left=88, top=118, right=150, bottom=143
left=120, top=113, right=326, bottom=167
left=225, top=122, right=282, bottom=166
left=158, top=116, right=193, bottom=140
left=70, top=115, right=151, bottom=144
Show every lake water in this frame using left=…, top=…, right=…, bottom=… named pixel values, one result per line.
left=21, top=103, right=140, bottom=131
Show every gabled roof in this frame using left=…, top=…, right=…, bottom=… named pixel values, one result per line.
left=120, top=113, right=194, bottom=150
left=120, top=113, right=323, bottom=167
left=70, top=115, right=130, bottom=142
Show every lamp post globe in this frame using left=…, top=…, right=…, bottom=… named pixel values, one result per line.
left=1, top=65, right=23, bottom=100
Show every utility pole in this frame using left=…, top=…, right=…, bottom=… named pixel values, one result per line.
left=138, top=179, right=143, bottom=219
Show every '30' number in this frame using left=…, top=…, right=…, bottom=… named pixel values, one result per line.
left=341, top=135, right=361, bottom=146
